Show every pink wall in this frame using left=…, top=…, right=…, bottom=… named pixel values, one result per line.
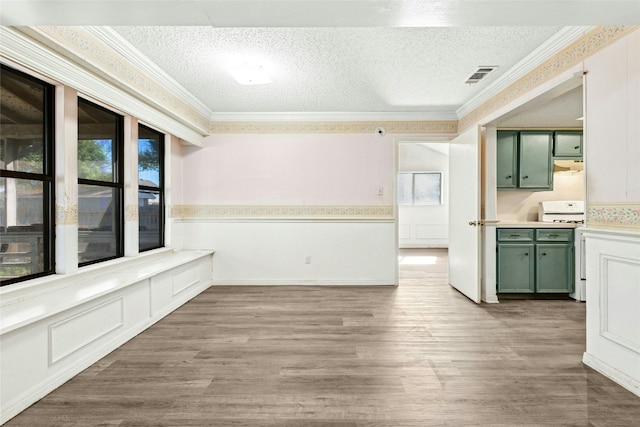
left=177, top=133, right=394, bottom=206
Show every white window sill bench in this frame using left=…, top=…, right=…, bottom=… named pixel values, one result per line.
left=0, top=248, right=214, bottom=424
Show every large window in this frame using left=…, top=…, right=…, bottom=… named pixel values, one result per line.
left=138, top=124, right=164, bottom=251
left=0, top=64, right=55, bottom=285
left=77, top=98, right=123, bottom=265
left=397, top=172, right=443, bottom=205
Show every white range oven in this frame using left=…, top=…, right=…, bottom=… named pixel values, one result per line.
left=538, top=201, right=586, bottom=301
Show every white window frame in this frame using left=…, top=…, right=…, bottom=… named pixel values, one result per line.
left=397, top=171, right=443, bottom=206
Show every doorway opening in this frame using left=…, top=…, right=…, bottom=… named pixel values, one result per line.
left=396, top=141, right=451, bottom=278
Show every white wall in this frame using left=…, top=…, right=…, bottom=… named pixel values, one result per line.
left=583, top=230, right=640, bottom=397
left=497, top=167, right=584, bottom=221
left=176, top=221, right=396, bottom=285
left=581, top=29, right=640, bottom=397
left=398, top=143, right=449, bottom=248
left=585, top=30, right=640, bottom=204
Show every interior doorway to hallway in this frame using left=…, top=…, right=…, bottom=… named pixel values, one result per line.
left=397, top=142, right=450, bottom=253
left=398, top=248, right=448, bottom=283
left=396, top=140, right=449, bottom=276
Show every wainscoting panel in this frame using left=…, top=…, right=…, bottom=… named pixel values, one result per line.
left=175, top=220, right=396, bottom=285
left=416, top=224, right=448, bottom=239
left=49, top=297, right=124, bottom=365
left=583, top=229, right=640, bottom=397
left=600, top=255, right=640, bottom=352
left=172, top=265, right=200, bottom=296
left=399, top=224, right=412, bottom=240
left=0, top=250, right=214, bottom=424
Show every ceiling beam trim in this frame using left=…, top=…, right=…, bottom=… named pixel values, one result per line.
left=458, top=25, right=638, bottom=132
left=0, top=26, right=206, bottom=145
left=457, top=26, right=592, bottom=119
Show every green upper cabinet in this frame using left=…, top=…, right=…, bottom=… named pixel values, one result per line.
left=496, top=131, right=517, bottom=189
left=554, top=130, right=583, bottom=159
left=497, top=130, right=554, bottom=191
left=518, top=131, right=553, bottom=190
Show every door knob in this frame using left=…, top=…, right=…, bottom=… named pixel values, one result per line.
left=469, top=221, right=477, bottom=226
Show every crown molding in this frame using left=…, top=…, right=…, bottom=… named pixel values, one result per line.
left=27, top=26, right=209, bottom=135
left=456, top=26, right=592, bottom=118
left=0, top=27, right=205, bottom=146
left=86, top=26, right=214, bottom=119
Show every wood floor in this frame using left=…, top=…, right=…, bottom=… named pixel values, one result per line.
left=6, top=249, right=640, bottom=426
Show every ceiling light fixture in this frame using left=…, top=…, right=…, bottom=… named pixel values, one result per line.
left=230, top=64, right=272, bottom=85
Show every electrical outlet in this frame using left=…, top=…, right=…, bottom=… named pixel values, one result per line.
left=305, top=256, right=311, bottom=264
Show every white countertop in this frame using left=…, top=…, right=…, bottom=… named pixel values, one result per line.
left=496, top=221, right=578, bottom=229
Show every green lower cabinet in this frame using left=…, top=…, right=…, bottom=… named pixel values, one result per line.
left=535, top=243, right=574, bottom=293
left=497, top=244, right=535, bottom=293
left=497, top=228, right=574, bottom=295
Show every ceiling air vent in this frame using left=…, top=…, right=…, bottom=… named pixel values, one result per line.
left=465, top=66, right=498, bottom=84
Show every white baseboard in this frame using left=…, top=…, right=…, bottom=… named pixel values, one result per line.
left=583, top=352, right=640, bottom=398
left=482, top=294, right=500, bottom=304
left=212, top=280, right=397, bottom=286
left=399, top=244, right=448, bottom=249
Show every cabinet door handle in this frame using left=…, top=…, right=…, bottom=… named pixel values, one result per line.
left=541, top=253, right=547, bottom=256
left=574, top=146, right=580, bottom=149
left=548, top=234, right=558, bottom=238
left=524, top=253, right=529, bottom=256
left=522, top=175, right=529, bottom=179
left=506, top=175, right=512, bottom=179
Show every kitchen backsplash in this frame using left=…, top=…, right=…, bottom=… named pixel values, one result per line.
left=497, top=170, right=584, bottom=222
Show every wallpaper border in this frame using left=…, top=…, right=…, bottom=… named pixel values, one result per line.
left=209, top=120, right=458, bottom=135
left=588, top=203, right=640, bottom=229
left=125, top=205, right=138, bottom=222
left=55, top=205, right=78, bottom=225
left=172, top=205, right=395, bottom=220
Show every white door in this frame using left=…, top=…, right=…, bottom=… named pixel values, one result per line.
left=448, top=126, right=482, bottom=303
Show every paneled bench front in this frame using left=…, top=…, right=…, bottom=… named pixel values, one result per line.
left=0, top=249, right=214, bottom=424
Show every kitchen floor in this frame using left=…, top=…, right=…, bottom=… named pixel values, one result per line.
left=6, top=248, right=640, bottom=426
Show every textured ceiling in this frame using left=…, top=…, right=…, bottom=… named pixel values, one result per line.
left=2, top=1, right=639, bottom=26
left=111, top=26, right=562, bottom=114
left=495, top=85, right=584, bottom=128
left=5, top=1, right=632, bottom=117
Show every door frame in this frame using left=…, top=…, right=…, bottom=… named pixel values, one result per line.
left=393, top=136, right=456, bottom=285
left=479, top=70, right=585, bottom=302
